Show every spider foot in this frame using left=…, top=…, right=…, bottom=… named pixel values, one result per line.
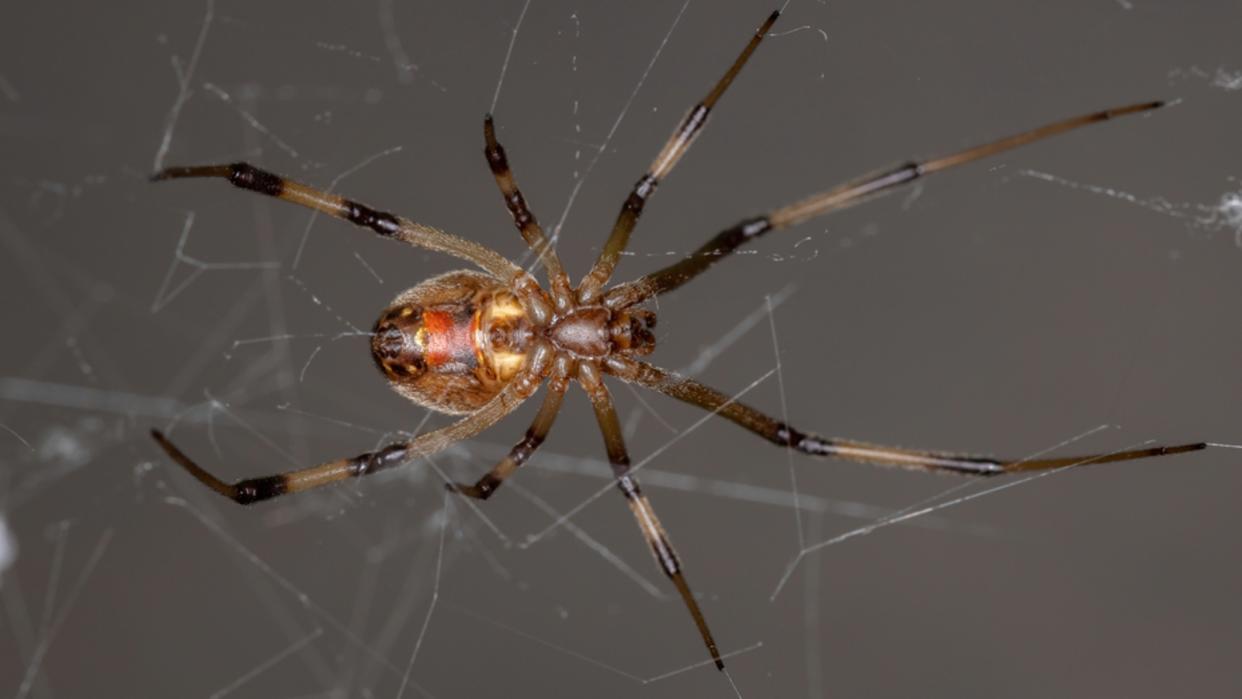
left=445, top=479, right=496, bottom=500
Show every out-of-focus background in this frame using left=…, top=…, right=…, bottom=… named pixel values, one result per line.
left=2, top=1, right=1240, bottom=697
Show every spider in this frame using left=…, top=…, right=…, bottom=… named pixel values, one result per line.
left=150, top=10, right=1206, bottom=671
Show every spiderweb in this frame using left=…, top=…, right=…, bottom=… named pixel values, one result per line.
left=2, top=1, right=1240, bottom=697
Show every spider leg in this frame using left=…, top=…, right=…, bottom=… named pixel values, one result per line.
left=603, top=100, right=1166, bottom=309
left=482, top=115, right=574, bottom=310
left=577, top=9, right=780, bottom=303
left=604, top=356, right=1206, bottom=476
left=152, top=359, right=548, bottom=505
left=449, top=355, right=572, bottom=500
left=151, top=163, right=551, bottom=319
left=577, top=362, right=725, bottom=670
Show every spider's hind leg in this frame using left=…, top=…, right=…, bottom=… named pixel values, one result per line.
left=152, top=376, right=541, bottom=505
left=152, top=163, right=403, bottom=237
left=151, top=429, right=410, bottom=505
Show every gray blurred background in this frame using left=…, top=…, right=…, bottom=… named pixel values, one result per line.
left=2, top=1, right=1240, bottom=697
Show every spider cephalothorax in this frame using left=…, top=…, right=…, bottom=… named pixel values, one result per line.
left=148, top=8, right=1209, bottom=673
left=544, top=305, right=657, bottom=359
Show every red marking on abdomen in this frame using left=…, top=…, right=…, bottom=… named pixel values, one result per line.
left=423, top=310, right=478, bottom=369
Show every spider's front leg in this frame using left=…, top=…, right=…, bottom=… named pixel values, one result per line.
left=577, top=9, right=780, bottom=302
left=604, top=100, right=1167, bottom=308
left=152, top=429, right=410, bottom=504
left=604, top=356, right=1206, bottom=476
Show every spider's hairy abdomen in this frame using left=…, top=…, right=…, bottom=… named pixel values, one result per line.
left=372, top=270, right=533, bottom=414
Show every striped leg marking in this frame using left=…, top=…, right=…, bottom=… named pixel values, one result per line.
left=449, top=361, right=571, bottom=500
left=578, top=363, right=726, bottom=670
left=482, top=116, right=573, bottom=307
left=604, top=100, right=1166, bottom=308
left=578, top=10, right=780, bottom=303
left=604, top=357, right=1205, bottom=476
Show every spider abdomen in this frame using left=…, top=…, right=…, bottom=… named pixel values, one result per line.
left=371, top=270, right=532, bottom=415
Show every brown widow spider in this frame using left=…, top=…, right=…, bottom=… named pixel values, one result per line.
left=150, top=9, right=1205, bottom=671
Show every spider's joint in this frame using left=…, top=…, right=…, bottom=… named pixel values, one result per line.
left=227, top=162, right=285, bottom=196
left=626, top=174, right=659, bottom=213
left=343, top=200, right=401, bottom=236
left=349, top=443, right=410, bottom=477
